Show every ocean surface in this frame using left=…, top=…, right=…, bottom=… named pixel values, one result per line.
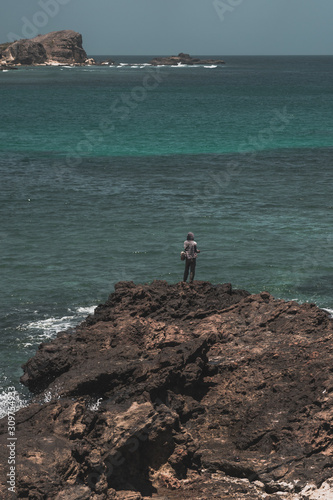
left=1, top=55, right=333, bottom=415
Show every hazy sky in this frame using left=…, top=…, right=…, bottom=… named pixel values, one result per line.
left=1, top=0, right=333, bottom=56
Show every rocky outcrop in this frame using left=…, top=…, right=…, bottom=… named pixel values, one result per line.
left=150, top=53, right=225, bottom=66
left=1, top=39, right=47, bottom=65
left=0, top=30, right=88, bottom=66
left=0, top=42, right=13, bottom=60
left=1, top=280, right=333, bottom=499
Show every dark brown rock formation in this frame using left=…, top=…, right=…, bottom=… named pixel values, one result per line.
left=0, top=30, right=88, bottom=66
left=2, top=39, right=47, bottom=65
left=0, top=42, right=13, bottom=59
left=1, top=281, right=333, bottom=499
left=150, top=53, right=225, bottom=66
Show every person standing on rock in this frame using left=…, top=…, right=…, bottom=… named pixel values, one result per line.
left=183, top=232, right=200, bottom=283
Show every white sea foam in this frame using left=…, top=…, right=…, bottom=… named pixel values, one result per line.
left=204, top=65, right=217, bottom=69
left=41, top=387, right=62, bottom=403
left=76, top=305, right=96, bottom=315
left=0, top=304, right=97, bottom=418
left=20, top=316, right=75, bottom=342
left=88, top=397, right=103, bottom=411
left=169, top=63, right=203, bottom=68
left=0, top=389, right=29, bottom=419
left=18, top=305, right=97, bottom=346
left=323, top=308, right=333, bottom=318
left=118, top=63, right=152, bottom=68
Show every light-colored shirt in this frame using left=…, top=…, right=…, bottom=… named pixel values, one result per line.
left=184, top=240, right=198, bottom=259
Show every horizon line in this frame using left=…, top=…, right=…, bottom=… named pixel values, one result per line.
left=88, top=53, right=333, bottom=57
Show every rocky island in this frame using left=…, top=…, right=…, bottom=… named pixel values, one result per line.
left=0, top=30, right=90, bottom=67
left=150, top=53, right=225, bottom=66
left=1, top=280, right=333, bottom=499
left=0, top=33, right=225, bottom=69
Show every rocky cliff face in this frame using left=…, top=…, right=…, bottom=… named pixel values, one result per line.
left=1, top=281, right=333, bottom=499
left=0, top=30, right=88, bottom=66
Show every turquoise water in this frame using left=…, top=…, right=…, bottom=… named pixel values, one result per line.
left=1, top=56, right=333, bottom=412
left=2, top=56, right=333, bottom=156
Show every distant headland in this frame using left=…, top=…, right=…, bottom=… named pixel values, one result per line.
left=0, top=30, right=225, bottom=69
left=0, top=30, right=90, bottom=68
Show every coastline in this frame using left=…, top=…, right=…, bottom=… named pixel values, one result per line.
left=1, top=49, right=333, bottom=498
left=1, top=281, right=333, bottom=499
left=0, top=31, right=226, bottom=69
